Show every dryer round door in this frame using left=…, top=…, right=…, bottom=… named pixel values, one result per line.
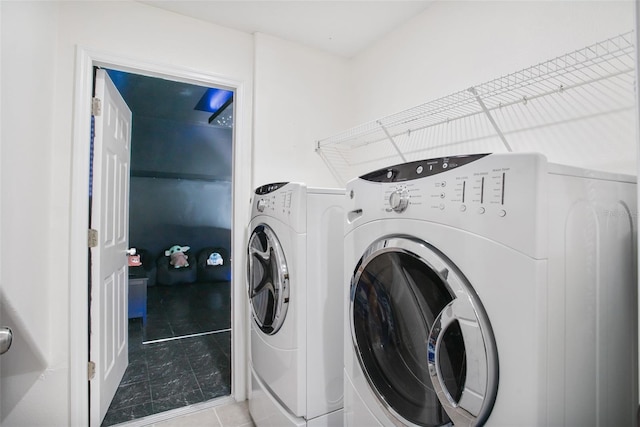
left=247, top=223, right=290, bottom=335
left=350, top=236, right=498, bottom=427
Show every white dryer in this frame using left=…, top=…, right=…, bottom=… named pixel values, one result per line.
left=343, top=153, right=638, bottom=426
left=248, top=182, right=345, bottom=427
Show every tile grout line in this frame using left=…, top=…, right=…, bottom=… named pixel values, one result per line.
left=213, top=405, right=224, bottom=427
left=142, top=328, right=232, bottom=345
left=104, top=282, right=232, bottom=425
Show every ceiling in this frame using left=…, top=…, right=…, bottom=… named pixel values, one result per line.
left=111, top=1, right=434, bottom=126
left=139, top=0, right=433, bottom=58
left=106, top=69, right=234, bottom=127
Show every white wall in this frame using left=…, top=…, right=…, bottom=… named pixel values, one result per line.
left=352, top=1, right=635, bottom=122
left=1, top=1, right=255, bottom=425
left=0, top=1, right=62, bottom=424
left=252, top=32, right=351, bottom=188
left=346, top=1, right=636, bottom=174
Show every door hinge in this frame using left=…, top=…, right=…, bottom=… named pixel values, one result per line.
left=88, top=229, right=98, bottom=248
left=88, top=361, right=96, bottom=380
left=92, top=97, right=102, bottom=116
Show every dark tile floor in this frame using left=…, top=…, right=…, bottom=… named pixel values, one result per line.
left=101, top=281, right=232, bottom=426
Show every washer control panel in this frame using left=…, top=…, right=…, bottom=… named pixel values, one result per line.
left=252, top=183, right=305, bottom=230
left=361, top=153, right=490, bottom=183
left=388, top=187, right=410, bottom=213
left=253, top=182, right=295, bottom=217
left=346, top=153, right=547, bottom=256
left=368, top=154, right=521, bottom=218
left=253, top=188, right=294, bottom=216
left=255, top=182, right=289, bottom=195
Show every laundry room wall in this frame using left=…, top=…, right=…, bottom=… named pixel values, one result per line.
left=346, top=1, right=636, bottom=174
left=252, top=32, right=352, bottom=189
left=0, top=0, right=60, bottom=422
left=1, top=1, right=254, bottom=425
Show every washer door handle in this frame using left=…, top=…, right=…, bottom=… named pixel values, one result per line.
left=428, top=297, right=496, bottom=426
left=0, top=327, right=12, bottom=355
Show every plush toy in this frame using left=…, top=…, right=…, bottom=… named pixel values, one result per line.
left=207, top=252, right=223, bottom=266
left=128, top=254, right=142, bottom=267
left=165, top=245, right=190, bottom=268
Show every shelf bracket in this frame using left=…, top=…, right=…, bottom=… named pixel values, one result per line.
left=377, top=120, right=407, bottom=162
left=468, top=87, right=513, bottom=152
left=315, top=141, right=347, bottom=185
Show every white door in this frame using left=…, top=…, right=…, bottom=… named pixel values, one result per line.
left=90, top=69, right=132, bottom=426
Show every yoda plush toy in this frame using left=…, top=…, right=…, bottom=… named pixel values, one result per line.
left=165, top=245, right=190, bottom=268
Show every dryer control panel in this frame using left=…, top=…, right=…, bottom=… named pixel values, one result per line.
left=346, top=153, right=548, bottom=258
left=381, top=165, right=508, bottom=217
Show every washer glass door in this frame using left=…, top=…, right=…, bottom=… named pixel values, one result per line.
left=350, top=237, right=498, bottom=426
left=247, top=224, right=289, bottom=335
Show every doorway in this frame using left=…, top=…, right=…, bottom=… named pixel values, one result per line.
left=70, top=49, right=251, bottom=427
left=91, top=68, right=234, bottom=425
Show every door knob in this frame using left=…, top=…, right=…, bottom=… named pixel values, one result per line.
left=0, top=327, right=12, bottom=355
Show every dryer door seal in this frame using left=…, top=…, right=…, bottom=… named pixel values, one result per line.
left=247, top=223, right=290, bottom=335
left=350, top=236, right=498, bottom=427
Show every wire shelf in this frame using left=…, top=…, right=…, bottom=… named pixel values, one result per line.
left=316, top=31, right=637, bottom=185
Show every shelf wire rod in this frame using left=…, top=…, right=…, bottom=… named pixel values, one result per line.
left=315, top=144, right=349, bottom=185
left=566, top=65, right=634, bottom=95
left=493, top=69, right=632, bottom=114
left=342, top=61, right=633, bottom=153
left=377, top=120, right=407, bottom=162
left=468, top=86, right=513, bottom=152
left=385, top=98, right=478, bottom=131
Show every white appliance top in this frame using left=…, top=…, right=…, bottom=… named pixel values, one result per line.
left=251, top=182, right=344, bottom=233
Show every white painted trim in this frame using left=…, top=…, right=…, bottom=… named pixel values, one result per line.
left=69, top=46, right=250, bottom=426
left=69, top=46, right=93, bottom=426
left=0, top=4, right=4, bottom=420
left=635, top=0, right=640, bottom=411
left=115, top=395, right=235, bottom=427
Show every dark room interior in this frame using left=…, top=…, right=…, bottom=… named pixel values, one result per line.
left=99, top=69, right=234, bottom=425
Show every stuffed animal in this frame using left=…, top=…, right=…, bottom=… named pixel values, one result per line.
left=207, top=252, right=223, bottom=266
left=165, top=245, right=190, bottom=268
left=128, top=254, right=142, bottom=267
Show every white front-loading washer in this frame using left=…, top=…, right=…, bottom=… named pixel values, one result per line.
left=343, top=153, right=638, bottom=426
left=248, top=182, right=345, bottom=427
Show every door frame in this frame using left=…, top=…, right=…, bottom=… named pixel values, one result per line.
left=69, top=46, right=250, bottom=426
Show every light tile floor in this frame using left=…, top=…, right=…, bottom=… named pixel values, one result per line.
left=148, top=400, right=254, bottom=427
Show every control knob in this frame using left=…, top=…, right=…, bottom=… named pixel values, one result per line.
left=388, top=188, right=409, bottom=213
left=256, top=199, right=267, bottom=212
